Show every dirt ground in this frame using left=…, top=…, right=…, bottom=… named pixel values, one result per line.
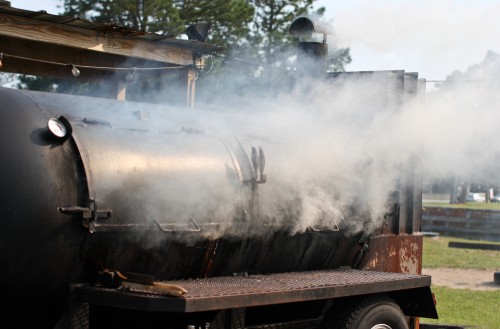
left=422, top=268, right=499, bottom=290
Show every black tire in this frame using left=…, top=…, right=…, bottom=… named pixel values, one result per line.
left=321, top=295, right=409, bottom=329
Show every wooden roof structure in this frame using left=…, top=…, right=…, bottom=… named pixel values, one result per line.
left=0, top=1, right=222, bottom=106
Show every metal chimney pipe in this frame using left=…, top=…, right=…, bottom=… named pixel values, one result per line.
left=296, top=42, right=328, bottom=77
left=290, top=17, right=333, bottom=77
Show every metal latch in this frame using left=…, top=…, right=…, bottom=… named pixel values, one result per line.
left=250, top=146, right=266, bottom=184
left=58, top=199, right=112, bottom=229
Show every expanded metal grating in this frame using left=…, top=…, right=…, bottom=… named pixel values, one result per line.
left=73, top=269, right=431, bottom=313
left=167, top=269, right=426, bottom=298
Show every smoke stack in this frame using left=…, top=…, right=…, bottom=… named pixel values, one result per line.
left=289, top=17, right=333, bottom=77
left=296, top=42, right=328, bottom=77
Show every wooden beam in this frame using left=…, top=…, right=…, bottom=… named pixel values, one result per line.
left=0, top=12, right=195, bottom=66
left=0, top=9, right=212, bottom=105
left=0, top=35, right=186, bottom=82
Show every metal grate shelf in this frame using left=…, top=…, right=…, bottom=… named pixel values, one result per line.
left=73, top=269, right=431, bottom=313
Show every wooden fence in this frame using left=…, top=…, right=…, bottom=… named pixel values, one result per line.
left=421, top=207, right=500, bottom=242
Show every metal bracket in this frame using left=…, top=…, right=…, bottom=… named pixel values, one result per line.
left=248, top=146, right=267, bottom=184
left=154, top=217, right=201, bottom=232
left=352, top=242, right=370, bottom=269
left=58, top=199, right=112, bottom=229
left=309, top=224, right=340, bottom=232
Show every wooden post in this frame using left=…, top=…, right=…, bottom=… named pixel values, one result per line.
left=186, top=68, right=197, bottom=108
left=117, top=81, right=127, bottom=101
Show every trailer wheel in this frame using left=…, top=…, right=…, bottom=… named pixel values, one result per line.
left=321, top=295, right=408, bottom=329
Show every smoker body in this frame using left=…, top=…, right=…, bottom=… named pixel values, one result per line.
left=0, top=76, right=437, bottom=329
left=0, top=87, right=365, bottom=328
left=0, top=7, right=437, bottom=329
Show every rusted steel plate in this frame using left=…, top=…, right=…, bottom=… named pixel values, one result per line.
left=73, top=269, right=431, bottom=313
left=363, top=234, right=423, bottom=274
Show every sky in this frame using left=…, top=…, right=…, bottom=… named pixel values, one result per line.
left=314, top=0, right=500, bottom=85
left=10, top=0, right=500, bottom=86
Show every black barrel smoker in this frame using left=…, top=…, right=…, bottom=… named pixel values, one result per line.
left=0, top=7, right=437, bottom=328
left=0, top=87, right=372, bottom=328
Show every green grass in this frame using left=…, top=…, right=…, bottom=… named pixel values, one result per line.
left=419, top=203, right=500, bottom=327
left=420, top=236, right=500, bottom=328
left=423, top=236, right=500, bottom=270
left=421, top=286, right=500, bottom=329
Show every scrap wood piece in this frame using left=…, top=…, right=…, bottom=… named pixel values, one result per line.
left=122, top=281, right=187, bottom=297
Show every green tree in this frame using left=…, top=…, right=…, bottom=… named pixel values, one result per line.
left=205, top=0, right=351, bottom=104
left=179, top=0, right=254, bottom=50
left=63, top=0, right=182, bottom=34
left=250, top=0, right=322, bottom=67
left=328, top=47, right=351, bottom=72
left=62, top=0, right=254, bottom=48
left=0, top=73, right=17, bottom=87
left=245, top=0, right=350, bottom=72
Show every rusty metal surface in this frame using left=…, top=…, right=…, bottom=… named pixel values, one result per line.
left=363, top=234, right=423, bottom=274
left=73, top=269, right=431, bottom=313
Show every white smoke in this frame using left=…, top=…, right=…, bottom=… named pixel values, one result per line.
left=53, top=48, right=496, bottom=246
left=198, top=50, right=500, bottom=238
left=23, top=1, right=500, bottom=243
left=192, top=73, right=414, bottom=238
left=318, top=0, right=500, bottom=87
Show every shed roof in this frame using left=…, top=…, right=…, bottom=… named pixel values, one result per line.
left=0, top=2, right=222, bottom=80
